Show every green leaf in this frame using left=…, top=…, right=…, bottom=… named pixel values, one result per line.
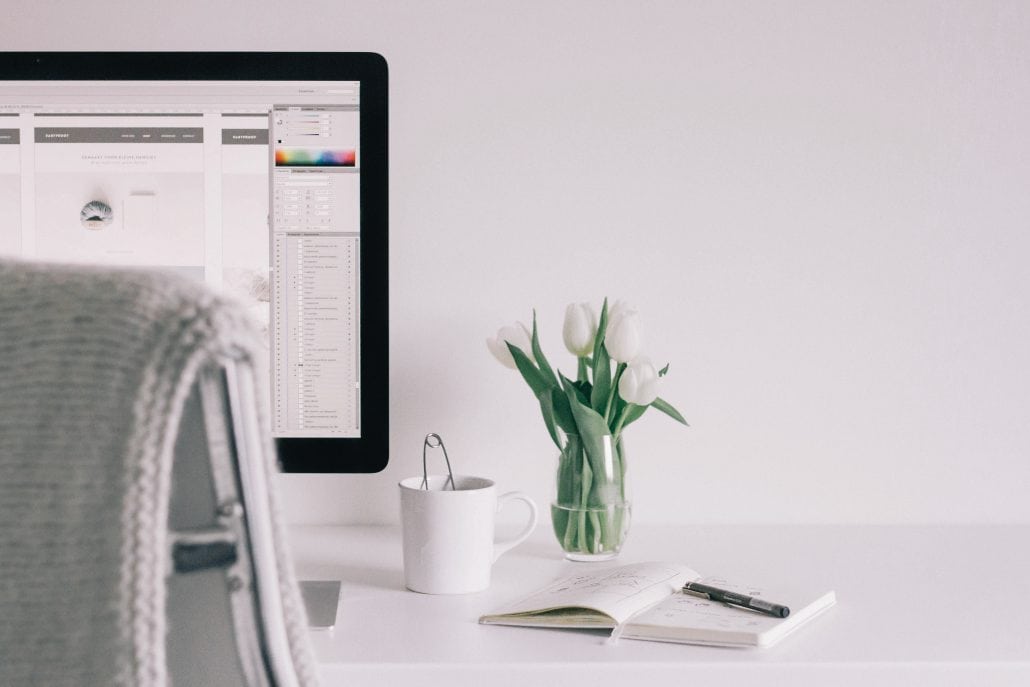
left=611, top=400, right=647, bottom=439
left=611, top=396, right=628, bottom=430
left=508, top=343, right=550, bottom=397
left=590, top=344, right=611, bottom=414
left=606, top=362, right=626, bottom=424
left=652, top=396, right=689, bottom=425
left=591, top=298, right=609, bottom=367
left=618, top=403, right=642, bottom=424
left=549, top=388, right=578, bottom=434
left=621, top=403, right=648, bottom=428
left=562, top=380, right=611, bottom=440
left=537, top=388, right=561, bottom=448
left=561, top=378, right=618, bottom=505
left=531, top=310, right=559, bottom=388
left=658, top=363, right=670, bottom=377
left=560, top=372, right=590, bottom=407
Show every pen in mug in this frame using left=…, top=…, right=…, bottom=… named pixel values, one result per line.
left=682, top=581, right=790, bottom=618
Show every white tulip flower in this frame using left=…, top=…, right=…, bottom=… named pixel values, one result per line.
left=605, top=308, right=643, bottom=363
left=607, top=299, right=635, bottom=326
left=618, top=357, right=661, bottom=406
left=486, top=322, right=532, bottom=369
left=562, top=302, right=597, bottom=357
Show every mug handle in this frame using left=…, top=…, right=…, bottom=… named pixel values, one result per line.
left=493, top=491, right=538, bottom=563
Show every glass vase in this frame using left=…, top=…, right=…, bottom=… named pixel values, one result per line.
left=550, top=432, right=631, bottom=561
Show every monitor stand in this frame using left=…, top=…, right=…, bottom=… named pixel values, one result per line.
left=298, top=580, right=342, bottom=629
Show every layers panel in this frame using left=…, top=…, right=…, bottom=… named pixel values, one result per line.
left=270, top=104, right=360, bottom=438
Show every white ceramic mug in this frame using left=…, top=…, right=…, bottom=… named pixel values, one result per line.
left=399, top=474, right=538, bottom=594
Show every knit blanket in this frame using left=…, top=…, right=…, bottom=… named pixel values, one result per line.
left=0, top=260, right=317, bottom=687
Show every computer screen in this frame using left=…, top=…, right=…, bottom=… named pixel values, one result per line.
left=0, top=53, right=388, bottom=472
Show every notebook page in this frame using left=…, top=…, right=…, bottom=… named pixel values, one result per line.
left=624, top=577, right=836, bottom=646
left=487, top=562, right=698, bottom=624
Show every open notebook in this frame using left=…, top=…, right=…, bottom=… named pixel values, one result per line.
left=479, top=562, right=836, bottom=648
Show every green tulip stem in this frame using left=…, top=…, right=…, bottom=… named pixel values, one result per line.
left=577, top=357, right=589, bottom=383
left=605, top=363, right=626, bottom=424
left=577, top=454, right=593, bottom=552
left=617, top=442, right=627, bottom=501
left=611, top=404, right=632, bottom=442
left=589, top=510, right=603, bottom=553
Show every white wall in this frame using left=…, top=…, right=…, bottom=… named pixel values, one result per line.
left=5, top=0, right=1028, bottom=525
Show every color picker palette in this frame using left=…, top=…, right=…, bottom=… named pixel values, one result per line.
left=275, top=147, right=356, bottom=167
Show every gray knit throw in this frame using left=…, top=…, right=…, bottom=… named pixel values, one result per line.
left=0, top=260, right=318, bottom=687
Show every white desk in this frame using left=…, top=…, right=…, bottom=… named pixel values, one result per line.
left=289, top=524, right=1030, bottom=687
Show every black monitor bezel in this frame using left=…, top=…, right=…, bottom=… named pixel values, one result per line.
left=0, top=52, right=389, bottom=473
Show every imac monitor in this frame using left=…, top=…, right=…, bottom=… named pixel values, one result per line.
left=0, top=53, right=388, bottom=472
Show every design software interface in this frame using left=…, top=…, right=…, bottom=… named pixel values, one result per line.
left=0, top=81, right=362, bottom=438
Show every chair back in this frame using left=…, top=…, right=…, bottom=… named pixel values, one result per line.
left=167, top=361, right=306, bottom=687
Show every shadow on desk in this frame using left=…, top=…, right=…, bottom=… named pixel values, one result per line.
left=312, top=564, right=406, bottom=593
left=514, top=536, right=583, bottom=562
left=324, top=539, right=560, bottom=593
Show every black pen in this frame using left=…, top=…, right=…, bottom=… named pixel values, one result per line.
left=682, top=581, right=790, bottom=618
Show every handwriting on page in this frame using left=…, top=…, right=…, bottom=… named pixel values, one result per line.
left=526, top=564, right=685, bottom=606
left=637, top=577, right=781, bottom=631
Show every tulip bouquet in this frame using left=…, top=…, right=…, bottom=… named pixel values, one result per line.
left=488, top=299, right=687, bottom=560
